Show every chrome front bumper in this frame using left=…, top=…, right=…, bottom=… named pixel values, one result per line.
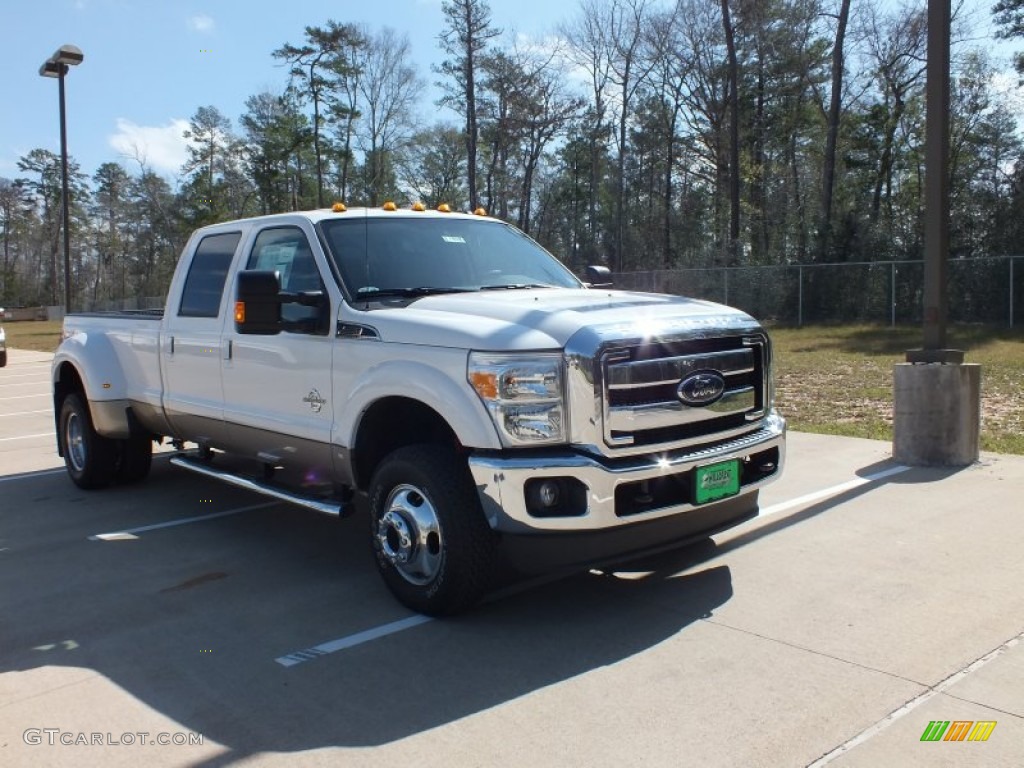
left=468, top=412, right=785, bottom=533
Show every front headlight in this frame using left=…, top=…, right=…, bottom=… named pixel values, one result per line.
left=468, top=352, right=565, bottom=446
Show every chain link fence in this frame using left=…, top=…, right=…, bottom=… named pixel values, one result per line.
left=72, top=256, right=1023, bottom=326
left=614, top=256, right=1024, bottom=327
left=79, top=296, right=165, bottom=313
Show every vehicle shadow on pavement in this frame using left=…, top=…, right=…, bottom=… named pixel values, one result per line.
left=1, top=462, right=734, bottom=757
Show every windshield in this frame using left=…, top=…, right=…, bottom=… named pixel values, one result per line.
left=318, top=217, right=582, bottom=300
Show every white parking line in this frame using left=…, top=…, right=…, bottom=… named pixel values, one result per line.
left=0, top=467, right=65, bottom=484
left=0, top=432, right=52, bottom=442
left=273, top=464, right=915, bottom=668
left=758, top=464, right=910, bottom=519
left=808, top=631, right=1024, bottom=765
left=275, top=615, right=434, bottom=668
left=0, top=409, right=51, bottom=417
left=88, top=501, right=278, bottom=541
left=0, top=394, right=49, bottom=401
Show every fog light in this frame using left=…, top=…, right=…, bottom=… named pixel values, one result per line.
left=525, top=477, right=588, bottom=518
left=538, top=480, right=560, bottom=508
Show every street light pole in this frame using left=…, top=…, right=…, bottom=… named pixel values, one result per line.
left=58, top=65, right=72, bottom=314
left=892, top=0, right=980, bottom=467
left=39, top=44, right=83, bottom=315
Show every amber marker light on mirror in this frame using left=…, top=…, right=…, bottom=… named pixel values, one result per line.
left=234, top=302, right=245, bottom=324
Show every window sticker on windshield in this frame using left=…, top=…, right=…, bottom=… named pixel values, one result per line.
left=442, top=235, right=466, bottom=243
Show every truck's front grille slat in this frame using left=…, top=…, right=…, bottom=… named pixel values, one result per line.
left=601, top=335, right=767, bottom=449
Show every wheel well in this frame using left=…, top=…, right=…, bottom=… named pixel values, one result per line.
left=53, top=363, right=86, bottom=457
left=353, top=397, right=460, bottom=490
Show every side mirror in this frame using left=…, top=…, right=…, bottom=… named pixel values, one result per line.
left=585, top=265, right=613, bottom=288
left=235, top=270, right=282, bottom=334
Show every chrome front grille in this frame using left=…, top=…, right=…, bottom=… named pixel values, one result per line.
left=602, top=335, right=767, bottom=448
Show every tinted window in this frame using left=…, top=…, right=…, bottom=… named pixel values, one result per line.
left=318, top=218, right=579, bottom=297
left=178, top=232, right=241, bottom=317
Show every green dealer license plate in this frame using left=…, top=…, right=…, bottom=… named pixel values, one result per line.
left=694, top=460, right=740, bottom=504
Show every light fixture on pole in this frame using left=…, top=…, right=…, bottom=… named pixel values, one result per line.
left=39, top=44, right=84, bottom=314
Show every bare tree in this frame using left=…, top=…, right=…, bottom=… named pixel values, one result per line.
left=560, top=0, right=615, bottom=260
left=358, top=27, right=422, bottom=206
left=642, top=4, right=694, bottom=266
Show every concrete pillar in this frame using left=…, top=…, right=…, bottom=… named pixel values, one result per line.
left=893, top=363, right=981, bottom=466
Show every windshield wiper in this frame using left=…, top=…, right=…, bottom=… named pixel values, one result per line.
left=356, top=286, right=475, bottom=299
left=479, top=283, right=555, bottom=291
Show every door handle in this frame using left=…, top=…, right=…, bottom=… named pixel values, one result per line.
left=224, top=339, right=232, bottom=360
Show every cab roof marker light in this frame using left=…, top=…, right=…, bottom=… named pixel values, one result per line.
left=412, top=201, right=426, bottom=211
left=473, top=207, right=487, bottom=216
left=382, top=201, right=397, bottom=211
left=331, top=202, right=347, bottom=212
left=437, top=203, right=452, bottom=213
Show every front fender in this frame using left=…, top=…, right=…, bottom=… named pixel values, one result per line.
left=337, top=357, right=502, bottom=452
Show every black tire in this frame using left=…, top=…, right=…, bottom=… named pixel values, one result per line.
left=0, top=349, right=7, bottom=367
left=116, top=428, right=153, bottom=484
left=59, top=393, right=118, bottom=489
left=369, top=444, right=498, bottom=616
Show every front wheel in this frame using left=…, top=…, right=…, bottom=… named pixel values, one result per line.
left=369, top=445, right=498, bottom=616
left=60, top=393, right=118, bottom=489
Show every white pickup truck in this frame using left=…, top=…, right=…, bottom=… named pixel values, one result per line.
left=52, top=206, right=785, bottom=614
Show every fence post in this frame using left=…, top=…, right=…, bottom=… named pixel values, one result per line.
left=891, top=262, right=897, bottom=327
left=798, top=266, right=803, bottom=327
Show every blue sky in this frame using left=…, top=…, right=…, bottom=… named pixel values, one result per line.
left=0, top=0, right=1012, bottom=185
left=1, top=0, right=573, bottom=182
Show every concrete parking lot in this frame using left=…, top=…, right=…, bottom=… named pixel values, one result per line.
left=1, top=348, right=1022, bottom=767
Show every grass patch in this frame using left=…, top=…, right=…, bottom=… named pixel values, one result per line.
left=6, top=319, right=1022, bottom=455
left=771, top=324, right=1024, bottom=455
left=4, top=320, right=63, bottom=353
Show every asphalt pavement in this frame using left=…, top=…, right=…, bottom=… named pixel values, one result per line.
left=1, top=347, right=1021, bottom=767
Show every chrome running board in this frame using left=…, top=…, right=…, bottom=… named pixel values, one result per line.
left=170, top=456, right=346, bottom=517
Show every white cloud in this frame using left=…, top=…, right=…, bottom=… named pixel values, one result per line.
left=108, top=118, right=190, bottom=175
left=189, top=14, right=215, bottom=33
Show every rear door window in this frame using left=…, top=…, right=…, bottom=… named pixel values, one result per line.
left=178, top=232, right=242, bottom=318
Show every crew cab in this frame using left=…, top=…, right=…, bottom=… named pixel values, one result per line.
left=52, top=206, right=785, bottom=614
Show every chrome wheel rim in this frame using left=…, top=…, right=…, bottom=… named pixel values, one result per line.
left=376, top=484, right=443, bottom=585
left=65, top=411, right=86, bottom=473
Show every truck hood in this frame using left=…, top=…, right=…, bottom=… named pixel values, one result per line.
left=355, top=289, right=761, bottom=350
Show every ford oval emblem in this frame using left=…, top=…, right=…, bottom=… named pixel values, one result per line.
left=677, top=371, right=726, bottom=407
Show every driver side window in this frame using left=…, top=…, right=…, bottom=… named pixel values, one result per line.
left=247, top=227, right=326, bottom=334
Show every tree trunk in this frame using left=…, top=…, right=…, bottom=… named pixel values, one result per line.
left=818, top=0, right=851, bottom=262
left=721, top=0, right=741, bottom=265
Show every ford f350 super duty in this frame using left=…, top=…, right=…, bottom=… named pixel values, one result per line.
left=52, top=206, right=785, bottom=614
